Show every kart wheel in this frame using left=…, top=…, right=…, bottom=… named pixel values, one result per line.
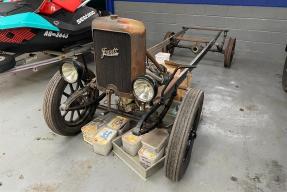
left=162, top=32, right=176, bottom=56
left=283, top=56, right=287, bottom=92
left=165, top=88, right=204, bottom=182
left=0, top=54, right=16, bottom=73
left=43, top=72, right=98, bottom=136
left=224, top=38, right=236, bottom=68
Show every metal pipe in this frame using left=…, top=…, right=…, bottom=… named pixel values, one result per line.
left=147, top=28, right=188, bottom=55
left=176, top=35, right=210, bottom=43
left=0, top=43, right=93, bottom=78
left=146, top=51, right=166, bottom=73
left=183, top=26, right=229, bottom=32
left=132, top=102, right=162, bottom=136
left=146, top=69, right=164, bottom=83
left=62, top=92, right=106, bottom=111
left=97, top=105, right=141, bottom=121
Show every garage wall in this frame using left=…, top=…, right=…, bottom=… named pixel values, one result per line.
left=115, top=1, right=287, bottom=62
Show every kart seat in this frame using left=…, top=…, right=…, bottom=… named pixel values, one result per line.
left=39, top=0, right=82, bottom=14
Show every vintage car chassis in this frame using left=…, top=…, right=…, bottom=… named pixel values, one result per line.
left=80, top=26, right=236, bottom=136
left=42, top=24, right=236, bottom=182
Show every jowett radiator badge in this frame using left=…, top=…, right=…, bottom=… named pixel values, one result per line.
left=101, top=48, right=119, bottom=59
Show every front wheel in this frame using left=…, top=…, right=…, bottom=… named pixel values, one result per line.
left=43, top=72, right=97, bottom=136
left=282, top=56, right=287, bottom=92
left=165, top=88, right=204, bottom=181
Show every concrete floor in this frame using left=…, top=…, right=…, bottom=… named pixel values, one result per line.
left=0, top=52, right=286, bottom=192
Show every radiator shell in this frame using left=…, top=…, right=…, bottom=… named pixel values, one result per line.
left=92, top=16, right=146, bottom=98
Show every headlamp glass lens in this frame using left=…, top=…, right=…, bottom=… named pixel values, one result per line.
left=133, top=78, right=155, bottom=102
left=61, top=63, right=79, bottom=84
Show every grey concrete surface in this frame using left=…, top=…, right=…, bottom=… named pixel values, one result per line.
left=0, top=52, right=287, bottom=192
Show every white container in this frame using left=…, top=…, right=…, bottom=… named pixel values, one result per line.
left=122, top=131, right=142, bottom=156
left=81, top=121, right=103, bottom=145
left=141, top=128, right=169, bottom=153
left=155, top=52, right=170, bottom=64
left=93, top=127, right=117, bottom=156
left=138, top=146, right=165, bottom=168
left=106, top=115, right=129, bottom=132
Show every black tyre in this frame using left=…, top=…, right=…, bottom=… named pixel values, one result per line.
left=0, top=54, right=16, bottom=73
left=43, top=72, right=98, bottom=136
left=224, top=38, right=236, bottom=68
left=165, top=88, right=204, bottom=182
left=283, top=56, right=287, bottom=92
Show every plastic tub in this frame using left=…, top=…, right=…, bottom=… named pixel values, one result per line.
left=93, top=127, right=117, bottom=156
left=141, top=128, right=169, bottom=153
left=112, top=137, right=166, bottom=180
left=155, top=52, right=170, bottom=64
left=122, top=131, right=142, bottom=156
left=106, top=115, right=129, bottom=132
left=81, top=121, right=103, bottom=145
left=138, top=146, right=165, bottom=168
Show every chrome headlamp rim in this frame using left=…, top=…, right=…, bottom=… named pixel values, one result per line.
left=60, top=60, right=85, bottom=84
left=132, top=75, right=157, bottom=103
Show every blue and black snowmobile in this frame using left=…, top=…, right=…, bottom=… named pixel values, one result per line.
left=0, top=0, right=108, bottom=73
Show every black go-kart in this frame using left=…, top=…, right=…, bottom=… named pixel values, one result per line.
left=0, top=0, right=108, bottom=74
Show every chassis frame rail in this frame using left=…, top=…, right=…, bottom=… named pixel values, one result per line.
left=0, top=43, right=93, bottom=78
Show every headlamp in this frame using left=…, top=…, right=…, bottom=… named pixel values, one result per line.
left=133, top=76, right=157, bottom=103
left=61, top=62, right=79, bottom=84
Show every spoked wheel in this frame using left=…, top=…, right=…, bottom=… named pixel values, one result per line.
left=43, top=72, right=98, bottom=136
left=224, top=38, right=236, bottom=68
left=0, top=54, right=16, bottom=73
left=283, top=56, right=287, bottom=92
left=162, top=32, right=177, bottom=57
left=165, top=88, right=204, bottom=182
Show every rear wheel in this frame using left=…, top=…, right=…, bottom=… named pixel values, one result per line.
left=283, top=56, right=287, bottom=92
left=43, top=72, right=98, bottom=136
left=165, top=88, right=204, bottom=181
left=224, top=38, right=236, bottom=68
